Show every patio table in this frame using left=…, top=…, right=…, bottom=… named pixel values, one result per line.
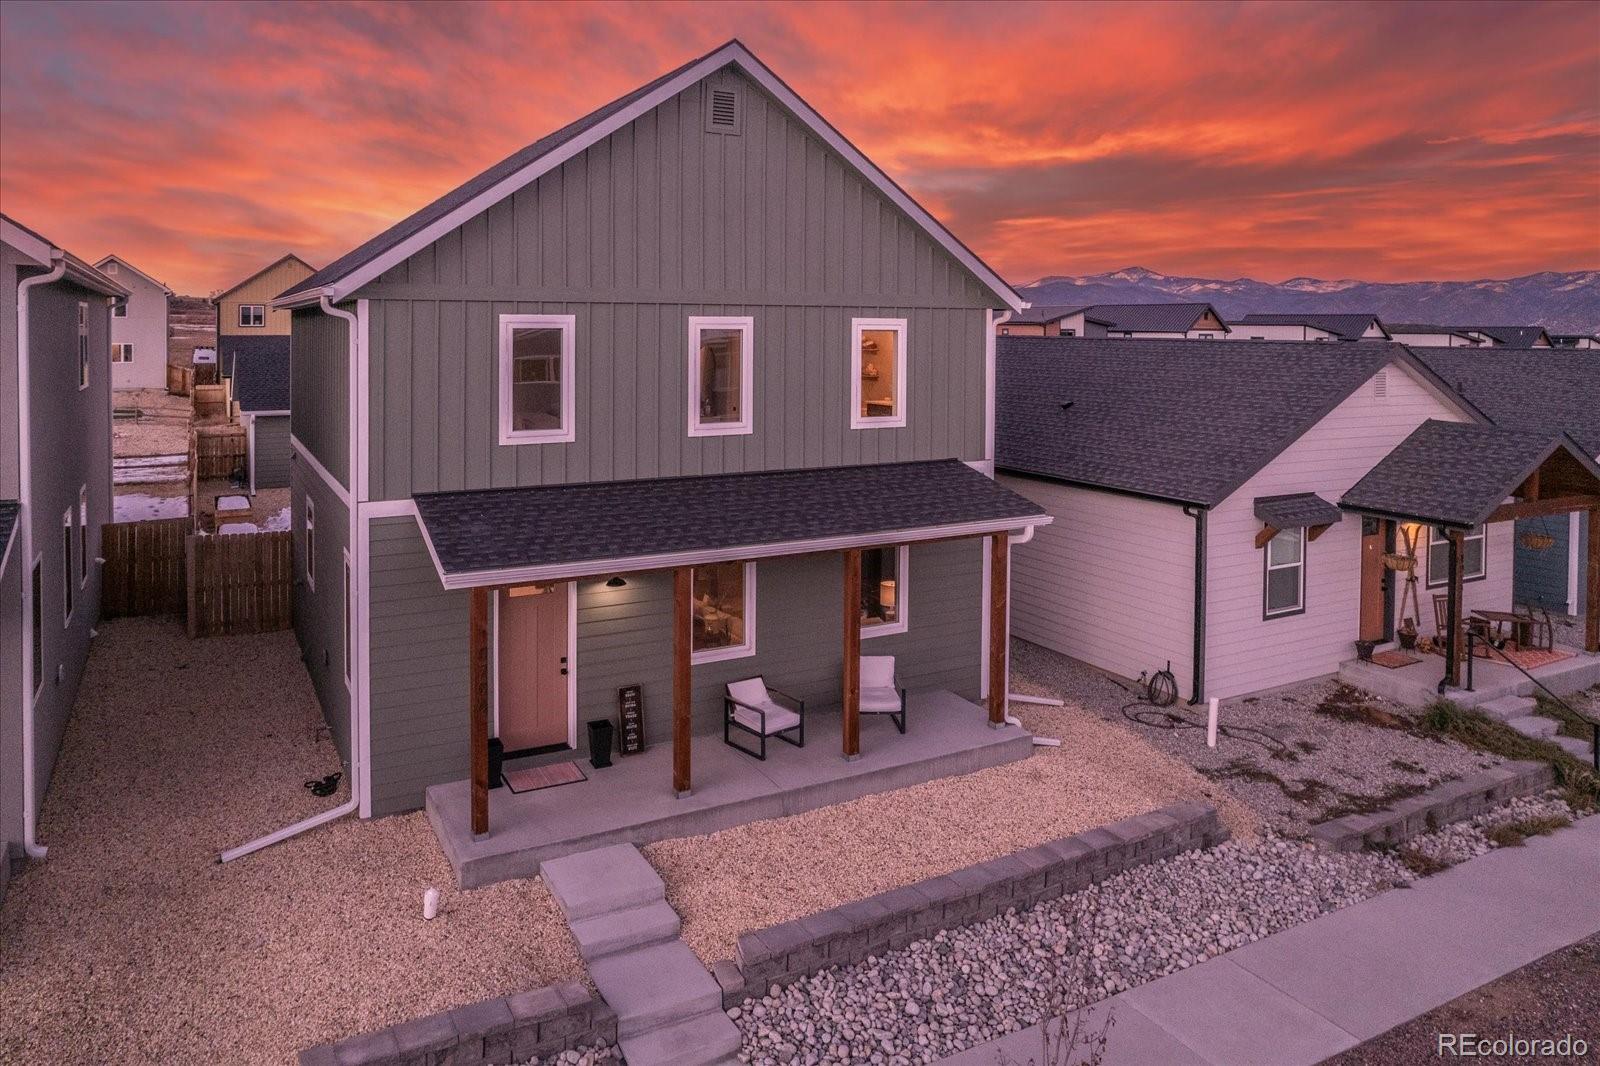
left=1471, top=609, right=1537, bottom=649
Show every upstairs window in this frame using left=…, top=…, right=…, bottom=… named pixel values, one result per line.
left=860, top=545, right=910, bottom=637
left=112, top=343, right=134, bottom=363
left=62, top=508, right=74, bottom=624
left=497, top=314, right=576, bottom=445
left=112, top=300, right=127, bottom=318
left=688, top=316, right=753, bottom=437
left=31, top=559, right=42, bottom=695
left=1263, top=528, right=1305, bottom=618
left=691, top=561, right=756, bottom=663
left=79, top=486, right=90, bottom=586
left=1427, top=525, right=1486, bottom=588
left=238, top=304, right=266, bottom=327
left=78, top=301, right=89, bottom=388
left=851, top=318, right=907, bottom=429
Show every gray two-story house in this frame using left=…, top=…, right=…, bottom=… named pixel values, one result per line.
left=2, top=215, right=125, bottom=895
left=269, top=41, right=1049, bottom=843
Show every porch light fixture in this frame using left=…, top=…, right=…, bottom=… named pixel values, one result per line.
left=606, top=576, right=627, bottom=588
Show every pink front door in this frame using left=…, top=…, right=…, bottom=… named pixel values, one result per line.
left=497, top=585, right=570, bottom=751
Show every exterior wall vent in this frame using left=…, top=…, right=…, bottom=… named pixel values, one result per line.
left=1373, top=369, right=1387, bottom=398
left=706, top=87, right=741, bottom=135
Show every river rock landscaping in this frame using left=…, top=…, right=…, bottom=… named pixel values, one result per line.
left=1397, top=791, right=1580, bottom=872
left=519, top=1044, right=620, bottom=1066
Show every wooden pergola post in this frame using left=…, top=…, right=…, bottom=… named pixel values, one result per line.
left=989, top=533, right=1009, bottom=725
left=469, top=586, right=490, bottom=837
left=1445, top=529, right=1465, bottom=688
left=1587, top=508, right=1599, bottom=654
left=672, top=566, right=693, bottom=796
left=842, top=548, right=862, bottom=760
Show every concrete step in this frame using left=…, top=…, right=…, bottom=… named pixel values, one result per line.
left=570, top=899, right=681, bottom=962
left=1479, top=695, right=1537, bottom=722
left=617, top=1009, right=742, bottom=1066
left=1506, top=715, right=1560, bottom=739
left=590, top=939, right=723, bottom=1038
left=1551, top=734, right=1597, bottom=762
left=539, top=843, right=664, bottom=922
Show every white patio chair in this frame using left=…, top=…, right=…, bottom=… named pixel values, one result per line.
left=724, top=676, right=806, bottom=760
left=859, top=655, right=908, bottom=734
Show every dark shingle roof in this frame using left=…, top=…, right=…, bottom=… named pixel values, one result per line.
left=1007, top=305, right=1114, bottom=327
left=1461, top=326, right=1551, bottom=347
left=994, top=337, right=1454, bottom=506
left=0, top=499, right=18, bottom=566
left=1079, top=303, right=1228, bottom=334
left=1254, top=493, right=1343, bottom=530
left=1341, top=420, right=1597, bottom=528
left=1413, top=347, right=1600, bottom=458
left=1235, top=314, right=1387, bottom=341
left=233, top=349, right=290, bottom=412
left=1550, top=333, right=1599, bottom=348
left=414, top=459, right=1049, bottom=582
left=218, top=335, right=290, bottom=379
left=1388, top=324, right=1482, bottom=341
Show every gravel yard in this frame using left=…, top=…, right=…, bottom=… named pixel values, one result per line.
left=647, top=699, right=1258, bottom=966
left=112, top=387, right=192, bottom=458
left=0, top=619, right=583, bottom=1066
left=1011, top=639, right=1506, bottom=836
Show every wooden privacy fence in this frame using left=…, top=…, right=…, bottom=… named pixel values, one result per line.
left=194, top=425, right=246, bottom=479
left=166, top=364, right=194, bottom=396
left=101, top=518, right=191, bottom=617
left=193, top=383, right=228, bottom=422
left=187, top=530, right=293, bottom=638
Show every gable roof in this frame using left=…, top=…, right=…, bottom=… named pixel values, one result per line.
left=1412, top=347, right=1600, bottom=458
left=1387, top=323, right=1485, bottom=343
left=92, top=255, right=173, bottom=296
left=1234, top=313, right=1389, bottom=341
left=994, top=337, right=1481, bottom=507
left=1341, top=420, right=1600, bottom=529
left=1550, top=333, right=1599, bottom=347
left=275, top=40, right=1023, bottom=312
left=1005, top=304, right=1115, bottom=327
left=212, top=254, right=315, bottom=303
left=1459, top=326, right=1551, bottom=347
left=1, top=214, right=129, bottom=298
left=1077, top=302, right=1230, bottom=334
left=233, top=349, right=291, bottom=413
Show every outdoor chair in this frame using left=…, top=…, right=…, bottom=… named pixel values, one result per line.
left=859, top=655, right=908, bottom=734
left=1432, top=593, right=1491, bottom=651
left=724, top=677, right=805, bottom=760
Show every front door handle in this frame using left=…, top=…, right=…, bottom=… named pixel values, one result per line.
left=560, top=668, right=569, bottom=676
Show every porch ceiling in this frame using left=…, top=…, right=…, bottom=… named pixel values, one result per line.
left=413, top=458, right=1051, bottom=589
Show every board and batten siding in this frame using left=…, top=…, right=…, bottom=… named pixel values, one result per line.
left=290, top=460, right=351, bottom=760
left=999, top=476, right=1198, bottom=700
left=288, top=307, right=349, bottom=487
left=366, top=514, right=983, bottom=815
left=217, top=257, right=313, bottom=338
left=251, top=415, right=291, bottom=490
left=352, top=67, right=993, bottom=500
left=1204, top=362, right=1510, bottom=700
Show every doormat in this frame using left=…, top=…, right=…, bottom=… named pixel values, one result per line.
left=1370, top=650, right=1422, bottom=669
left=503, top=761, right=587, bottom=794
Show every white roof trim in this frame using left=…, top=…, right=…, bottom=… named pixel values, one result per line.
left=416, top=511, right=1051, bottom=590
left=274, top=41, right=1023, bottom=312
left=93, top=255, right=174, bottom=296
left=2, top=218, right=53, bottom=266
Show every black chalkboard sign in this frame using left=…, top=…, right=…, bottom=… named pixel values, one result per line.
left=618, top=685, right=645, bottom=755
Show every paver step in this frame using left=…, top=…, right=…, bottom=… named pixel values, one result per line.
left=1506, top=715, right=1560, bottom=739
left=590, top=939, right=723, bottom=1038
left=617, top=1008, right=742, bottom=1066
left=1551, top=734, right=1597, bottom=761
left=539, top=843, right=665, bottom=921
left=570, top=899, right=681, bottom=962
left=1479, top=695, right=1537, bottom=722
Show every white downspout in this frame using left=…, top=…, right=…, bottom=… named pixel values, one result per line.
left=218, top=295, right=362, bottom=862
left=17, top=249, right=66, bottom=859
left=997, top=523, right=1060, bottom=745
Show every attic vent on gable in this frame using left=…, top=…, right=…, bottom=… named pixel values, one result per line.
left=706, top=87, right=742, bottom=135
left=1373, top=369, right=1388, bottom=398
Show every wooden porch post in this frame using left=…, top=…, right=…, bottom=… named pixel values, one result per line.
left=1587, top=508, right=1599, bottom=654
left=989, top=532, right=1009, bottom=725
left=672, top=566, right=693, bottom=796
left=842, top=549, right=862, bottom=759
left=1445, top=529, right=1465, bottom=688
left=469, top=586, right=490, bottom=837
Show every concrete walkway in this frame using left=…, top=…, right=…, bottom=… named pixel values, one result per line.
left=943, top=814, right=1600, bottom=1065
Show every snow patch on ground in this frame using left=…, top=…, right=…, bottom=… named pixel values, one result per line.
left=114, top=493, right=189, bottom=522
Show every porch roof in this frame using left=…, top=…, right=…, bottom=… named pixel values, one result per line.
left=1253, top=492, right=1342, bottom=531
left=1339, top=420, right=1600, bottom=529
left=413, top=459, right=1051, bottom=589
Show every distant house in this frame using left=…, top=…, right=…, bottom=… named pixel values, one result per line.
left=998, top=302, right=1229, bottom=340
left=1459, top=326, right=1553, bottom=348
left=211, top=254, right=314, bottom=402
left=2, top=214, right=127, bottom=893
left=996, top=305, right=1113, bottom=338
left=1389, top=323, right=1553, bottom=348
left=1550, top=333, right=1599, bottom=350
left=1232, top=314, right=1390, bottom=342
left=94, top=255, right=172, bottom=390
left=232, top=348, right=290, bottom=494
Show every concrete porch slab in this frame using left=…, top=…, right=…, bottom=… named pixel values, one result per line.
left=426, top=690, right=1032, bottom=888
left=1339, top=648, right=1600, bottom=709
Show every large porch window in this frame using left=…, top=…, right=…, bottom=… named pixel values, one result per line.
left=1426, top=525, right=1485, bottom=587
left=688, top=317, right=753, bottom=436
left=1263, top=528, right=1305, bottom=618
left=861, top=545, right=909, bottom=636
left=691, top=561, right=755, bottom=663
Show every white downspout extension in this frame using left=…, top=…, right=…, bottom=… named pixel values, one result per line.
left=219, top=295, right=362, bottom=863
left=998, top=524, right=1061, bottom=746
left=17, top=250, right=66, bottom=859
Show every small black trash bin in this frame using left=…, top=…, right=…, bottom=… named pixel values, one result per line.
left=487, top=737, right=505, bottom=789
left=587, top=719, right=615, bottom=769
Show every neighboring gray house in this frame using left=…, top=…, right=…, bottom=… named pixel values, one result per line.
left=266, top=39, right=1048, bottom=837
left=997, top=302, right=1229, bottom=340
left=1232, top=313, right=1390, bottom=342
left=233, top=348, right=291, bottom=493
left=94, top=254, right=172, bottom=391
left=2, top=215, right=125, bottom=894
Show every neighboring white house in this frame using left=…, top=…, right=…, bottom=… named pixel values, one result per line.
left=1232, top=314, right=1390, bottom=342
left=1389, top=324, right=1553, bottom=348
left=94, top=254, right=171, bottom=391
left=997, top=302, right=1229, bottom=340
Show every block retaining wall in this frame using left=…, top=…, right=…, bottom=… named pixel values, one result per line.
left=1309, top=760, right=1556, bottom=853
left=298, top=979, right=616, bottom=1066
left=713, top=801, right=1227, bottom=1007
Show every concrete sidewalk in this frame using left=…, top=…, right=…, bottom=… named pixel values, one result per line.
left=943, top=814, right=1600, bottom=1066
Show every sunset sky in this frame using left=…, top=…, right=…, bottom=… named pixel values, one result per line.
left=2, top=0, right=1597, bottom=295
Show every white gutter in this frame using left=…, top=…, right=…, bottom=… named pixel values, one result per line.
left=219, top=295, right=363, bottom=862
left=17, top=249, right=66, bottom=859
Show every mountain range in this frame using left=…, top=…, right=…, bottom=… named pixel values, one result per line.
left=1018, top=267, right=1600, bottom=335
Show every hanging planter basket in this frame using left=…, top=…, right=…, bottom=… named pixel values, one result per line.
left=1519, top=532, right=1556, bottom=551
left=1382, top=552, right=1416, bottom=572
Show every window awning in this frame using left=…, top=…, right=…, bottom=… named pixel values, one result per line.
left=1254, top=493, right=1342, bottom=531
left=413, top=459, right=1052, bottom=589
left=1340, top=420, right=1600, bottom=530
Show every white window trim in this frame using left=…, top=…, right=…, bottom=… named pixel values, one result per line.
left=342, top=549, right=353, bottom=686
left=78, top=301, right=89, bottom=390
left=112, top=343, right=134, bottom=363
left=62, top=507, right=74, bottom=626
left=850, top=317, right=908, bottom=430
left=79, top=486, right=89, bottom=588
left=497, top=313, right=576, bottom=445
left=31, top=554, right=44, bottom=700
left=1426, top=524, right=1487, bottom=588
left=238, top=304, right=266, bottom=328
left=690, top=560, right=757, bottom=664
left=304, top=497, right=317, bottom=591
left=861, top=544, right=910, bottom=638
left=1263, top=527, right=1305, bottom=619
left=687, top=315, right=754, bottom=437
